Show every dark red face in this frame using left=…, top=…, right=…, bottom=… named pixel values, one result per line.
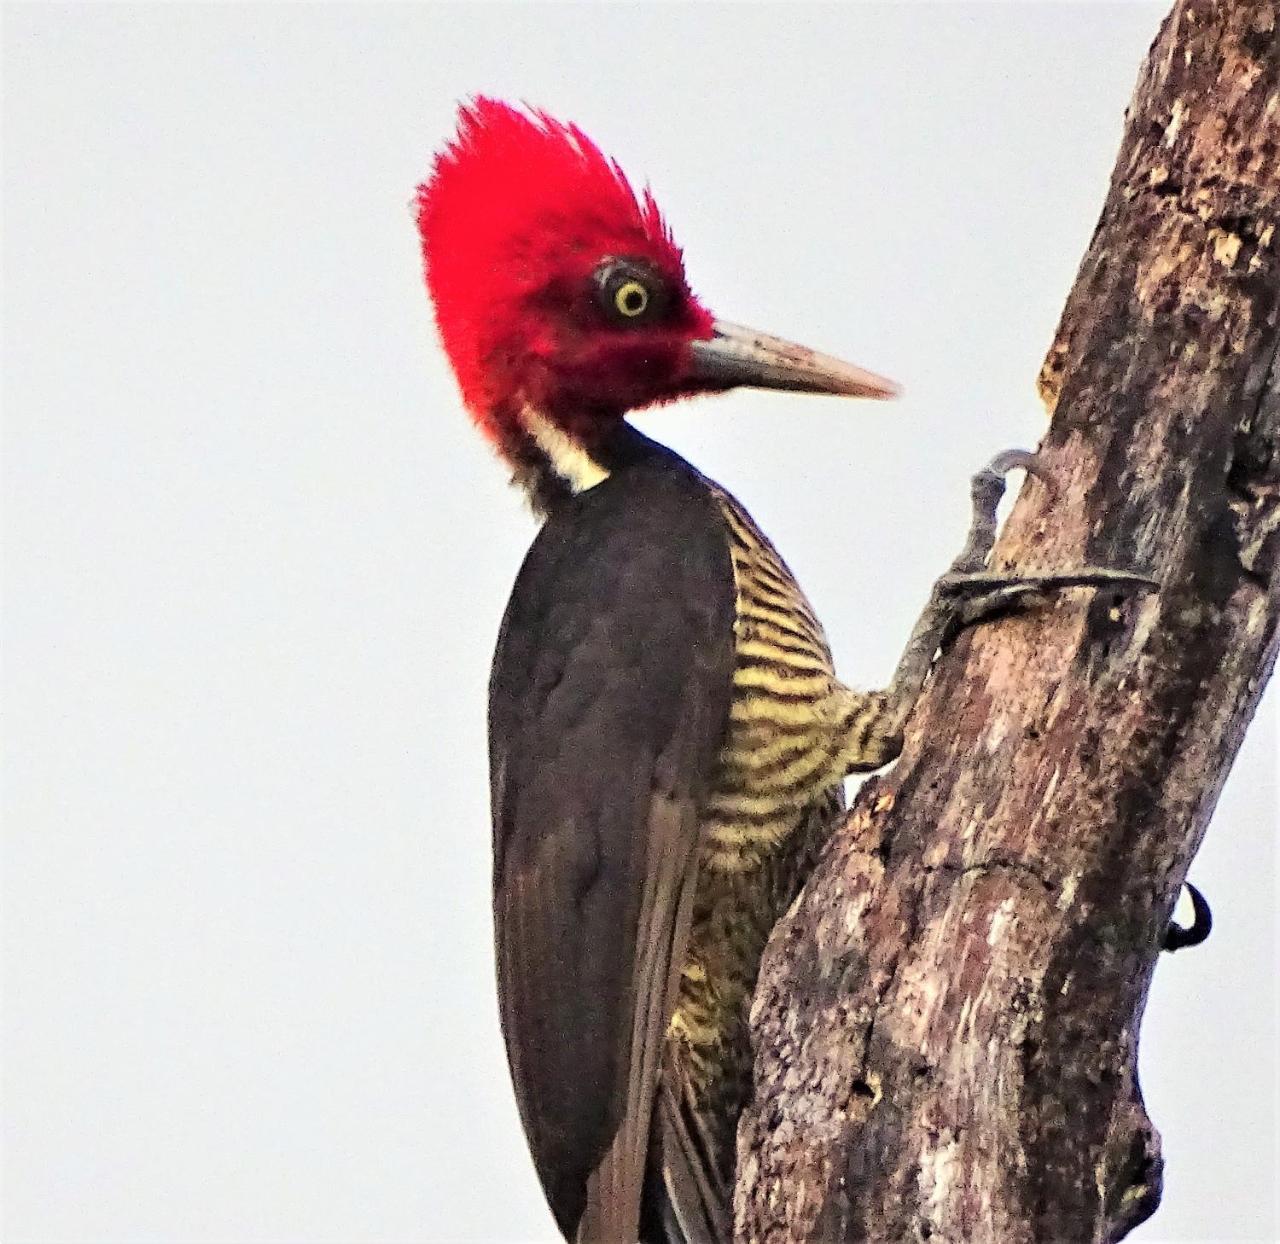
left=492, top=251, right=719, bottom=422
left=417, top=99, right=898, bottom=455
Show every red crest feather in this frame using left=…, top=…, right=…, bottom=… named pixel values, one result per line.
left=416, top=98, right=688, bottom=431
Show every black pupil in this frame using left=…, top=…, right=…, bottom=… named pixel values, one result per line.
left=622, top=286, right=645, bottom=313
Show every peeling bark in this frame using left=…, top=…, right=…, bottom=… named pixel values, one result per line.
left=735, top=3, right=1280, bottom=1241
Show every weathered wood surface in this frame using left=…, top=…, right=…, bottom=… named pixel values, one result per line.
left=735, top=3, right=1280, bottom=1240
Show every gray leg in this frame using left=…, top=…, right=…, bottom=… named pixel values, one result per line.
left=865, top=450, right=1156, bottom=755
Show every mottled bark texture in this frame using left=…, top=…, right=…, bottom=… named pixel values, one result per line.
left=735, top=4, right=1280, bottom=1241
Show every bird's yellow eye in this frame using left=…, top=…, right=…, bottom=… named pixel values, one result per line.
left=594, top=259, right=667, bottom=325
left=613, top=280, right=650, bottom=318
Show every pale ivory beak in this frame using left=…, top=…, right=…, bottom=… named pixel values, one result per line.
left=689, top=319, right=900, bottom=399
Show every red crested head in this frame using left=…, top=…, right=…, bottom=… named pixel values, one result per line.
left=416, top=99, right=898, bottom=493
left=417, top=98, right=715, bottom=447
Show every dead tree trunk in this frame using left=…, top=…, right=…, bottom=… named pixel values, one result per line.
left=735, top=3, right=1280, bottom=1241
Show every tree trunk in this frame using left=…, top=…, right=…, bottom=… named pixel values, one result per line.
left=734, top=3, right=1280, bottom=1241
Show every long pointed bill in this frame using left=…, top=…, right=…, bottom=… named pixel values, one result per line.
left=689, top=319, right=899, bottom=400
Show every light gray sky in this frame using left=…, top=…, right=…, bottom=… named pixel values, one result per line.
left=3, top=4, right=1275, bottom=1242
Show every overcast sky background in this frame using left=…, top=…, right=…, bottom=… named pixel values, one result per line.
left=4, top=4, right=1276, bottom=1242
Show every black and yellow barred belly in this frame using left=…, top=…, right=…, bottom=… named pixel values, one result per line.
left=664, top=485, right=896, bottom=1200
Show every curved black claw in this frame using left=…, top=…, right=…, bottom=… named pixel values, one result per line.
left=1163, top=882, right=1212, bottom=952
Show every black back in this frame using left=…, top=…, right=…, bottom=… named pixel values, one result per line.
left=488, top=443, right=736, bottom=1238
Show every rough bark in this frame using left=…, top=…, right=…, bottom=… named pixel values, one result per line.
left=735, top=4, right=1280, bottom=1241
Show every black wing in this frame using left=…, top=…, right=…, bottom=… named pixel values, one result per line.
left=488, top=457, right=735, bottom=1242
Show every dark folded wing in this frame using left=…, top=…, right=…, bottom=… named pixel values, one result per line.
left=488, top=461, right=735, bottom=1241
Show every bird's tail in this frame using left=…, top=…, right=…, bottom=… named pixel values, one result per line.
left=638, top=1082, right=729, bottom=1244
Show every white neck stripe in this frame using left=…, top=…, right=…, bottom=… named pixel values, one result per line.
left=519, top=407, right=611, bottom=494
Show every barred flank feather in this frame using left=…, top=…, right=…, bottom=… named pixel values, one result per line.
left=662, top=485, right=892, bottom=1214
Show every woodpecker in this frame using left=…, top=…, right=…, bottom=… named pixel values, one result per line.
left=416, top=99, right=1150, bottom=1244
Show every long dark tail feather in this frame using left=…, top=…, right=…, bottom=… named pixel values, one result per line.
left=640, top=1161, right=707, bottom=1244
left=638, top=1174, right=682, bottom=1244
left=637, top=1079, right=729, bottom=1244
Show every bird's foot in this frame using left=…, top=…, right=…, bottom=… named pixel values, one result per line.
left=933, top=448, right=1157, bottom=640
left=879, top=450, right=1158, bottom=740
left=936, top=567, right=1157, bottom=638
left=1164, top=881, right=1213, bottom=952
